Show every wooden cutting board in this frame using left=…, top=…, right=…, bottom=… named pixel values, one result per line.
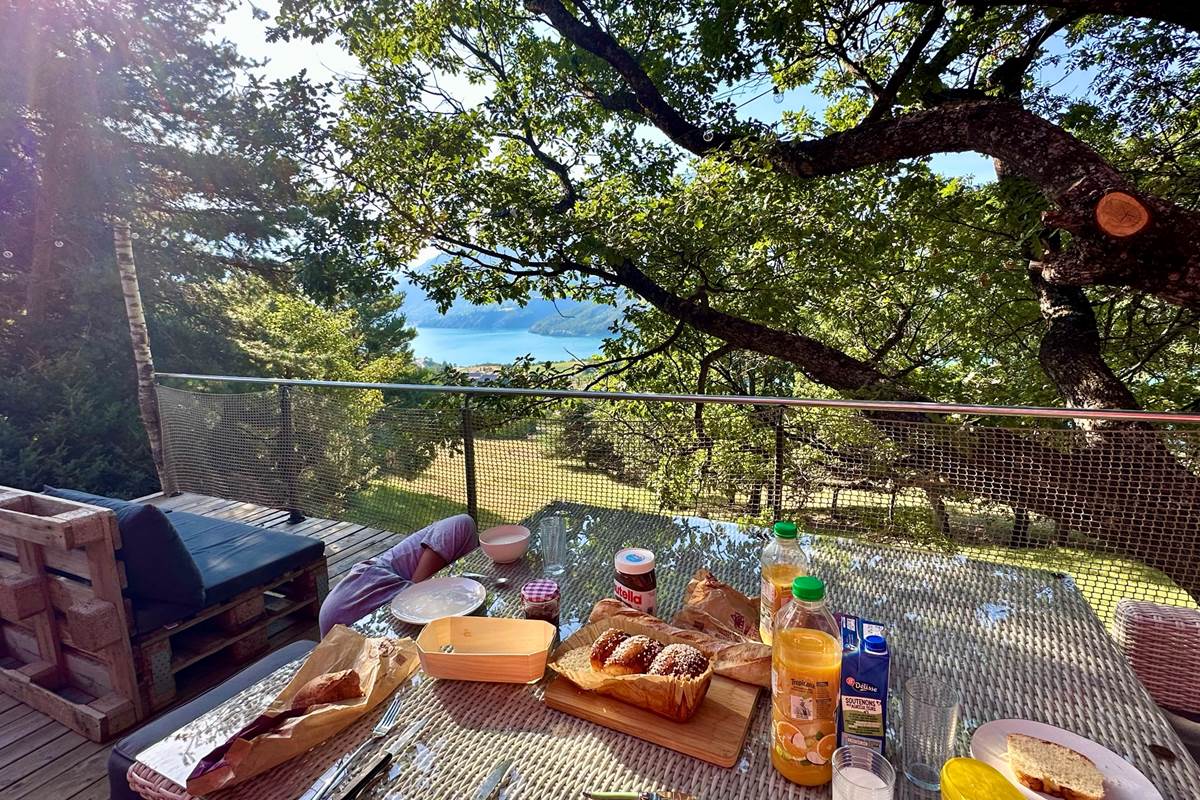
left=544, top=672, right=761, bottom=767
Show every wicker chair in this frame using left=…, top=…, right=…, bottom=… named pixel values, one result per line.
left=1114, top=600, right=1200, bottom=760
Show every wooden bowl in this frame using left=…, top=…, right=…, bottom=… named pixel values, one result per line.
left=416, top=617, right=556, bottom=683
left=478, top=524, right=530, bottom=564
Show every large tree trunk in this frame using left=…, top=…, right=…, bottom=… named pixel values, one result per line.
left=113, top=222, right=169, bottom=490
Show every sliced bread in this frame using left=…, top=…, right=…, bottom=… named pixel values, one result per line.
left=1006, top=733, right=1105, bottom=800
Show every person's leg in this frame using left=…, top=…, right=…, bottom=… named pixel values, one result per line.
left=384, top=514, right=478, bottom=580
left=318, top=558, right=412, bottom=636
left=318, top=515, right=479, bottom=636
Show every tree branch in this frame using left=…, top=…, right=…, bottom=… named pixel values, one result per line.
left=527, top=0, right=1200, bottom=309
left=1028, top=268, right=1142, bottom=419
left=918, top=1, right=1200, bottom=35
left=609, top=258, right=926, bottom=399
left=987, top=11, right=1083, bottom=95
left=864, top=3, right=947, bottom=123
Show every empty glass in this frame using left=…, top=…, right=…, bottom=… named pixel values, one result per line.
left=902, top=676, right=961, bottom=790
left=832, top=745, right=896, bottom=800
left=539, top=513, right=567, bottom=576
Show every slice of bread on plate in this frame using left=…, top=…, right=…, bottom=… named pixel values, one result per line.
left=1006, top=733, right=1105, bottom=800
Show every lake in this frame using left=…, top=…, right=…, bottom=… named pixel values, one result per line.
left=411, top=327, right=605, bottom=366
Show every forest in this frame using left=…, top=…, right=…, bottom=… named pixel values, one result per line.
left=2, top=1, right=1199, bottom=599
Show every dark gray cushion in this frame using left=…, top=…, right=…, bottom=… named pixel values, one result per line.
left=107, top=639, right=317, bottom=800
left=165, top=510, right=325, bottom=605
left=41, top=487, right=205, bottom=617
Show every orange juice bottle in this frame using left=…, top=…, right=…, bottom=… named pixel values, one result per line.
left=771, top=575, right=841, bottom=786
left=759, top=521, right=808, bottom=645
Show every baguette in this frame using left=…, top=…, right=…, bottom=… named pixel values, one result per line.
left=588, top=598, right=771, bottom=687
left=290, top=668, right=363, bottom=710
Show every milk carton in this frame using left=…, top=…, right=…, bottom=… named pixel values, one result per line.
left=837, top=614, right=889, bottom=754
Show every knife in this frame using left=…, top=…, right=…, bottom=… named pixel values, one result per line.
left=385, top=719, right=428, bottom=756
left=473, top=758, right=513, bottom=800
left=330, top=752, right=393, bottom=800
left=300, top=719, right=429, bottom=800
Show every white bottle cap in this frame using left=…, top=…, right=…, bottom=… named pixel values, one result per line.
left=614, top=547, right=656, bottom=574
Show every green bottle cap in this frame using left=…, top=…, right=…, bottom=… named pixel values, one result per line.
left=773, top=520, right=798, bottom=539
left=792, top=575, right=825, bottom=601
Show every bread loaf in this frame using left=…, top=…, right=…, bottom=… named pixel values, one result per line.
left=290, top=669, right=363, bottom=709
left=553, top=621, right=715, bottom=721
left=601, top=635, right=663, bottom=676
left=589, top=598, right=770, bottom=687
left=589, top=628, right=629, bottom=671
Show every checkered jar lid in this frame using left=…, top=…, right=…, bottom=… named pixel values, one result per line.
left=520, top=579, right=560, bottom=602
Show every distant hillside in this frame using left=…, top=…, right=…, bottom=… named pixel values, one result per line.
left=398, top=254, right=621, bottom=336
left=529, top=303, right=619, bottom=336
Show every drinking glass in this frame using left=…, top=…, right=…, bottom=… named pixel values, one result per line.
left=832, top=745, right=896, bottom=800
left=539, top=513, right=567, bottom=576
left=902, top=676, right=961, bottom=790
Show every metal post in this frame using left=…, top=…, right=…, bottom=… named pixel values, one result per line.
left=771, top=406, right=785, bottom=520
left=462, top=399, right=479, bottom=522
left=279, top=385, right=304, bottom=524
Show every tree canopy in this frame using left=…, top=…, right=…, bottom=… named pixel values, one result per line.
left=272, top=0, right=1199, bottom=414
left=0, top=0, right=423, bottom=495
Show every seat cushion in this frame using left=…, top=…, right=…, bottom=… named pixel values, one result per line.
left=108, top=639, right=317, bottom=800
left=165, top=510, right=325, bottom=605
left=41, top=487, right=205, bottom=620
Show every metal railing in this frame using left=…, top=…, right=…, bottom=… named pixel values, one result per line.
left=153, top=372, right=1200, bottom=624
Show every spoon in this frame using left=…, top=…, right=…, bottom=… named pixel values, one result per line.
left=459, top=572, right=511, bottom=589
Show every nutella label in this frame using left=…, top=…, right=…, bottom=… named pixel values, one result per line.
left=614, top=579, right=656, bottom=615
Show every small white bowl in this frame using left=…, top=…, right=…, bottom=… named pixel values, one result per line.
left=479, top=524, right=531, bottom=564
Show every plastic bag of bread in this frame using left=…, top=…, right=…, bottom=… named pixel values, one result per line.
left=548, top=616, right=713, bottom=721
left=186, top=625, right=419, bottom=795
left=589, top=598, right=771, bottom=688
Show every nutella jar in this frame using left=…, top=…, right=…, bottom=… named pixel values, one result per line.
left=614, top=548, right=657, bottom=615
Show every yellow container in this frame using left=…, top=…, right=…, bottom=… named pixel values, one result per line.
left=940, top=758, right=1025, bottom=800
left=416, top=616, right=555, bottom=683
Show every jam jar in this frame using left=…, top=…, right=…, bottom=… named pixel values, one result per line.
left=520, top=579, right=560, bottom=627
left=614, top=547, right=657, bottom=615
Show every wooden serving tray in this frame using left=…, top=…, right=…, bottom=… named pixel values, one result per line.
left=544, top=671, right=760, bottom=767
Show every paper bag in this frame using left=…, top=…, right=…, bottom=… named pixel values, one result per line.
left=548, top=617, right=713, bottom=721
left=675, top=568, right=761, bottom=641
left=186, top=625, right=419, bottom=795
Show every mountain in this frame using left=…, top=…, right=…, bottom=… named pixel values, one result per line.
left=397, top=254, right=621, bottom=336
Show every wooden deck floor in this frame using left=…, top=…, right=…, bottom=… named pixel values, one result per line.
left=0, top=492, right=409, bottom=800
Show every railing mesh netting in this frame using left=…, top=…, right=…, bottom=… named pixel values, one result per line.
left=156, top=382, right=1200, bottom=623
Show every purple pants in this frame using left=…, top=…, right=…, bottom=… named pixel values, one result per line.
left=318, top=514, right=478, bottom=636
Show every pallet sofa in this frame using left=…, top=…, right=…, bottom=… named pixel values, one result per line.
left=0, top=485, right=328, bottom=741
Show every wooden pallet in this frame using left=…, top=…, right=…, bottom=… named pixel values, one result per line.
left=0, top=489, right=142, bottom=742
left=131, top=561, right=326, bottom=713
left=0, top=487, right=328, bottom=741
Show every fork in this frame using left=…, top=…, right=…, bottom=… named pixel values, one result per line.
left=310, top=689, right=408, bottom=800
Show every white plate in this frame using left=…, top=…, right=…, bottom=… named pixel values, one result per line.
left=389, top=577, right=486, bottom=625
left=970, top=719, right=1163, bottom=800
